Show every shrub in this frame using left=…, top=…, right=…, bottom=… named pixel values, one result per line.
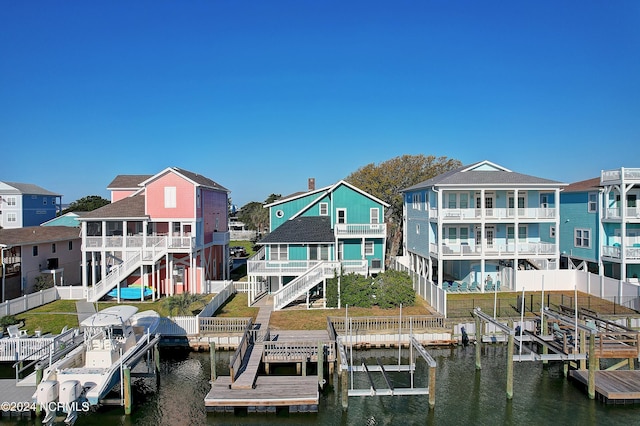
left=33, top=274, right=54, bottom=292
left=341, top=273, right=375, bottom=308
left=373, top=270, right=415, bottom=309
left=0, top=315, right=18, bottom=328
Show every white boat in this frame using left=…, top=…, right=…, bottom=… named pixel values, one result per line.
left=34, top=305, right=160, bottom=424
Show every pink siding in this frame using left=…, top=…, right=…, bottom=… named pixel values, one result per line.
left=111, top=190, right=136, bottom=202
left=202, top=189, right=228, bottom=244
left=145, top=171, right=195, bottom=219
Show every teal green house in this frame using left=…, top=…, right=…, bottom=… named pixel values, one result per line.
left=560, top=168, right=640, bottom=282
left=247, top=180, right=388, bottom=310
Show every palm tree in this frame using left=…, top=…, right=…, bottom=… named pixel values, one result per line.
left=163, top=293, right=205, bottom=316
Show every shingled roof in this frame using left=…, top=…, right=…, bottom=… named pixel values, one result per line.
left=563, top=177, right=601, bottom=193
left=79, top=195, right=147, bottom=220
left=107, top=175, right=153, bottom=190
left=1, top=182, right=61, bottom=196
left=403, top=160, right=564, bottom=191
left=172, top=167, right=229, bottom=192
left=259, top=217, right=334, bottom=244
left=0, top=226, right=80, bottom=246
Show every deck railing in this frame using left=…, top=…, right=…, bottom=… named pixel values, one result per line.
left=434, top=207, right=556, bottom=221
left=334, top=223, right=386, bottom=237
left=329, top=316, right=445, bottom=334
left=199, top=317, right=252, bottom=334
left=435, top=242, right=556, bottom=257
left=229, top=320, right=255, bottom=384
left=263, top=341, right=335, bottom=363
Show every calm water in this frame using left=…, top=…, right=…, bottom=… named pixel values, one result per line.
left=5, top=345, right=640, bottom=426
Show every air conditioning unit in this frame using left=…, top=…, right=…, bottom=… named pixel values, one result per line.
left=371, top=259, right=382, bottom=269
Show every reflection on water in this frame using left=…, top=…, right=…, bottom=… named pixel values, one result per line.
left=5, top=345, right=640, bottom=425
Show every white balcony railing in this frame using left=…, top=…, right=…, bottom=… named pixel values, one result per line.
left=436, top=241, right=556, bottom=257
left=602, top=168, right=640, bottom=183
left=435, top=207, right=556, bottom=221
left=85, top=235, right=194, bottom=250
left=334, top=223, right=386, bottom=237
left=602, top=245, right=640, bottom=260
left=604, top=207, right=640, bottom=220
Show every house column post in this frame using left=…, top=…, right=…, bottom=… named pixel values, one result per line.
left=437, top=188, right=443, bottom=287
left=620, top=169, right=628, bottom=280
left=554, top=188, right=561, bottom=269
left=81, top=221, right=88, bottom=288
left=513, top=188, right=519, bottom=285
left=122, top=220, right=127, bottom=249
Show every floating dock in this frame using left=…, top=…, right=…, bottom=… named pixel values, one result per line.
left=570, top=370, right=640, bottom=404
left=205, top=376, right=319, bottom=413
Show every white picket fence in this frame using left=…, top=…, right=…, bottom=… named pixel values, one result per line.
left=157, top=281, right=239, bottom=336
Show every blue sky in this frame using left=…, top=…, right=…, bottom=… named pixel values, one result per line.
left=2, top=1, right=639, bottom=207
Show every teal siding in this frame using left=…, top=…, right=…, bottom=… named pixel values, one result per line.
left=270, top=193, right=322, bottom=230
left=559, top=191, right=598, bottom=261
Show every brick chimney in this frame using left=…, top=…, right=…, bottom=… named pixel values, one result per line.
left=308, top=178, right=315, bottom=191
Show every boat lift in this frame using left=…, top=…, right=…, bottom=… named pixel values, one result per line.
left=337, top=330, right=437, bottom=410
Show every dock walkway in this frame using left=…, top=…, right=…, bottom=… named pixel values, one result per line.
left=205, top=297, right=323, bottom=412
left=571, top=370, right=640, bottom=403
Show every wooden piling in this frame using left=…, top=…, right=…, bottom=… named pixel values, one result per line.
left=302, top=358, right=307, bottom=377
left=124, top=366, right=132, bottom=415
left=210, top=342, right=217, bottom=382
left=155, top=345, right=161, bottom=386
left=428, top=364, right=436, bottom=409
left=588, top=333, right=597, bottom=399
left=318, top=343, right=324, bottom=389
left=341, top=367, right=348, bottom=410
left=506, top=332, right=514, bottom=399
left=35, top=367, right=43, bottom=415
left=475, top=317, right=482, bottom=371
left=542, top=318, right=548, bottom=365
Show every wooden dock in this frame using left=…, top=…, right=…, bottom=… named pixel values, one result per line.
left=205, top=376, right=319, bottom=412
left=0, top=379, right=36, bottom=417
left=570, top=370, right=640, bottom=403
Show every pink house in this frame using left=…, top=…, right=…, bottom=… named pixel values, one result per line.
left=78, top=167, right=230, bottom=301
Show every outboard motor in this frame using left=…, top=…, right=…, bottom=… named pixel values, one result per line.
left=37, top=380, right=59, bottom=426
left=60, top=380, right=82, bottom=426
left=461, top=327, right=469, bottom=346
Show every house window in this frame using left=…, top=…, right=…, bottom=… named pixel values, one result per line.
left=518, top=225, right=528, bottom=242
left=43, top=198, right=47, bottom=205
left=271, top=244, right=288, bottom=261
left=370, top=208, right=379, bottom=224
left=196, top=189, right=201, bottom=208
left=7, top=213, right=16, bottom=222
left=319, top=203, right=328, bottom=216
left=416, top=224, right=420, bottom=234
left=68, top=241, right=73, bottom=250
left=338, top=242, right=344, bottom=260
left=540, top=194, right=549, bottom=208
left=550, top=226, right=556, bottom=239
left=460, top=227, right=468, bottom=241
left=33, top=246, right=38, bottom=256
left=628, top=194, right=637, bottom=208
left=448, top=227, right=457, bottom=243
left=412, top=193, right=421, bottom=210
left=309, top=245, right=329, bottom=260
left=276, top=210, right=284, bottom=218
left=460, top=194, right=469, bottom=209
left=575, top=229, right=591, bottom=248
left=52, top=243, right=56, bottom=253
left=337, top=209, right=347, bottom=224
left=448, top=193, right=457, bottom=209
left=365, top=241, right=374, bottom=256
left=588, top=193, right=597, bottom=213
left=6, top=196, right=16, bottom=206
left=164, top=186, right=177, bottom=208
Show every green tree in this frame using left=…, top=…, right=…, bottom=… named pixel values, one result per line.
left=373, top=270, right=415, bottom=308
left=61, top=195, right=110, bottom=215
left=237, top=193, right=281, bottom=233
left=345, top=155, right=461, bottom=260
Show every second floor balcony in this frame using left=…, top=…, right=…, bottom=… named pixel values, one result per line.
left=603, top=207, right=640, bottom=221
left=85, top=235, right=195, bottom=250
left=334, top=223, right=386, bottom=238
left=430, top=207, right=556, bottom=222
left=602, top=244, right=640, bottom=261
left=429, top=241, right=556, bottom=258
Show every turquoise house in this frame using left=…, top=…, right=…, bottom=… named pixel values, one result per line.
left=560, top=168, right=640, bottom=282
left=247, top=179, right=388, bottom=310
left=401, top=160, right=565, bottom=292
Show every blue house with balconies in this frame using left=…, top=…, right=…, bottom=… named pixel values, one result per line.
left=401, top=160, right=565, bottom=292
left=247, top=179, right=388, bottom=310
left=560, top=168, right=640, bottom=283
